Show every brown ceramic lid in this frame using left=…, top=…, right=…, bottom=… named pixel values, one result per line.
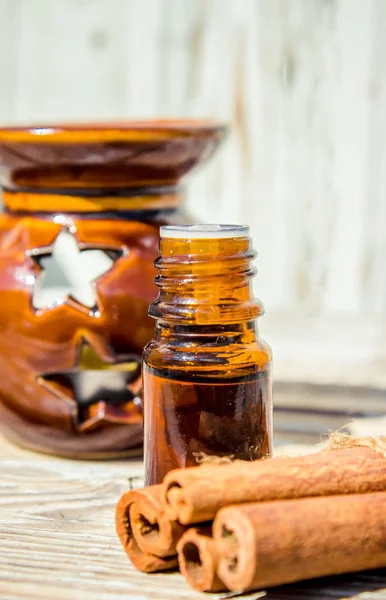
left=0, top=120, right=228, bottom=190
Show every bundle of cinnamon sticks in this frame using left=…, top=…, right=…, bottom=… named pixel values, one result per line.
left=116, top=436, right=386, bottom=593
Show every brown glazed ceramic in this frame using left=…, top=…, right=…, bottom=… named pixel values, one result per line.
left=0, top=120, right=227, bottom=458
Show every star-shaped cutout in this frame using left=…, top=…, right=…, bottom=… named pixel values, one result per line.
left=27, top=229, right=122, bottom=311
left=38, top=339, right=142, bottom=432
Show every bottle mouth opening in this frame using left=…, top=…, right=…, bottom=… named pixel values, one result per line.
left=160, top=224, right=249, bottom=239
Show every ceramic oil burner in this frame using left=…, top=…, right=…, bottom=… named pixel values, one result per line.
left=0, top=120, right=227, bottom=458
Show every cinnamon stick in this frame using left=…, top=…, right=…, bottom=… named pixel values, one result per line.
left=115, top=484, right=185, bottom=572
left=176, top=527, right=227, bottom=593
left=214, top=492, right=386, bottom=592
left=162, top=446, right=386, bottom=523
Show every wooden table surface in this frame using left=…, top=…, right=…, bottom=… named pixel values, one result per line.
left=1, top=433, right=386, bottom=600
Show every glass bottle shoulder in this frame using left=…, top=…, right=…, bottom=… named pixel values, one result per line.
left=143, top=331, right=271, bottom=378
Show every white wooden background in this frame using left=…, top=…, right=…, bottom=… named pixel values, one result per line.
left=1, top=0, right=386, bottom=385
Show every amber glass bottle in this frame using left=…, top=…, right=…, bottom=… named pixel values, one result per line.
left=142, top=224, right=272, bottom=485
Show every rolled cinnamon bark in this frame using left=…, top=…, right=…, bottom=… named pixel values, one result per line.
left=163, top=446, right=386, bottom=523
left=115, top=484, right=185, bottom=572
left=214, top=492, right=386, bottom=591
left=177, top=527, right=227, bottom=593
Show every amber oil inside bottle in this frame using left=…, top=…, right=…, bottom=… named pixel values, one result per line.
left=143, top=224, right=272, bottom=485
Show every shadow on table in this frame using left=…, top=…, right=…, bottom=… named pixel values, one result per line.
left=221, top=569, right=386, bottom=599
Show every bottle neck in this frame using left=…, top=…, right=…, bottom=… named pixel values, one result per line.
left=149, top=235, right=263, bottom=326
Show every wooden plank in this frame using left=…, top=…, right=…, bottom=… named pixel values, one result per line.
left=0, top=0, right=22, bottom=122
left=13, top=0, right=129, bottom=122
left=360, top=0, right=386, bottom=324
left=323, top=0, right=375, bottom=315
left=122, top=0, right=164, bottom=118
